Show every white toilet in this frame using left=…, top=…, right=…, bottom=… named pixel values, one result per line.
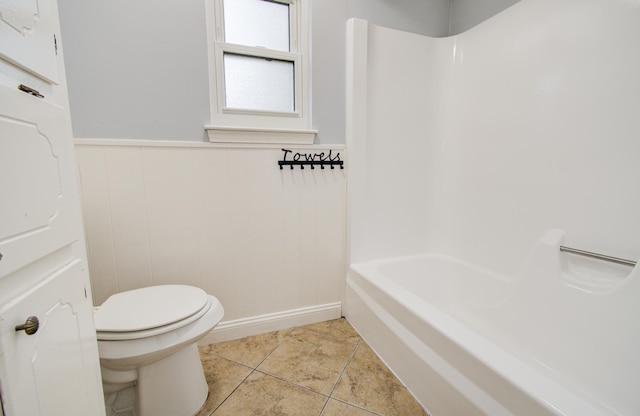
left=94, top=285, right=224, bottom=416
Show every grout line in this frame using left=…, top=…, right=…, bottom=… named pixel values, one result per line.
left=322, top=341, right=360, bottom=408
left=325, top=396, right=385, bottom=416
left=248, top=327, right=294, bottom=371
left=318, top=396, right=331, bottom=416
left=317, top=396, right=331, bottom=415
left=253, top=369, right=331, bottom=398
left=202, top=321, right=394, bottom=416
left=206, top=354, right=254, bottom=370
left=208, top=367, right=257, bottom=415
left=299, top=327, right=361, bottom=346
left=202, top=327, right=296, bottom=414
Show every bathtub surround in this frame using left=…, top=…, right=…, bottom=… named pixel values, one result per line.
left=345, top=0, right=640, bottom=415
left=75, top=140, right=346, bottom=340
left=346, top=244, right=639, bottom=415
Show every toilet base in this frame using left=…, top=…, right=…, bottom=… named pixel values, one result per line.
left=137, top=343, right=208, bottom=416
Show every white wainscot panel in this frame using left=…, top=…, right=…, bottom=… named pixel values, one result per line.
left=141, top=147, right=201, bottom=288
left=75, top=146, right=117, bottom=305
left=104, top=147, right=153, bottom=293
left=75, top=141, right=347, bottom=337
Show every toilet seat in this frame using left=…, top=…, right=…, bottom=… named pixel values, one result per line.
left=95, top=285, right=212, bottom=341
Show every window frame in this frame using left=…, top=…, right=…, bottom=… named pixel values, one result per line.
left=205, top=0, right=315, bottom=144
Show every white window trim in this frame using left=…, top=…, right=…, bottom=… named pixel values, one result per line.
left=205, top=0, right=316, bottom=144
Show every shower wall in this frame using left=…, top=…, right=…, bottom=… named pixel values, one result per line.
left=348, top=0, right=640, bottom=274
left=347, top=20, right=453, bottom=263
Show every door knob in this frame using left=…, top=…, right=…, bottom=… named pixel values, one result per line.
left=15, top=316, right=39, bottom=335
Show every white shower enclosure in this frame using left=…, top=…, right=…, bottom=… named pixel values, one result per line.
left=345, top=0, right=640, bottom=414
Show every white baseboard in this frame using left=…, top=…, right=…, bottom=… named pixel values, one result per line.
left=198, top=302, right=342, bottom=344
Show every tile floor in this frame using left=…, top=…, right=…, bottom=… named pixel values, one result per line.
left=196, top=318, right=428, bottom=416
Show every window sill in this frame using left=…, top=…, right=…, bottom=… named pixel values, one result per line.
left=205, top=125, right=317, bottom=145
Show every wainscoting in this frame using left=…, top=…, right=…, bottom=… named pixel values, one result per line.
left=75, top=140, right=347, bottom=340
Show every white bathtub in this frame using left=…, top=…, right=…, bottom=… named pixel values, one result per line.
left=345, top=232, right=640, bottom=415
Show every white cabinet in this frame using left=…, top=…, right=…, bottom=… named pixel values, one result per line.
left=0, top=0, right=105, bottom=414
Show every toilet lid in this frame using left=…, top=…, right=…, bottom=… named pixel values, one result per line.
left=94, top=285, right=209, bottom=332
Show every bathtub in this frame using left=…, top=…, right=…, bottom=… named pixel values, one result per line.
left=345, top=231, right=640, bottom=416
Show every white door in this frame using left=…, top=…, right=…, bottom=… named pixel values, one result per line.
left=0, top=0, right=105, bottom=415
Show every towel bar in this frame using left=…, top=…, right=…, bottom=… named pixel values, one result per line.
left=559, top=246, right=636, bottom=267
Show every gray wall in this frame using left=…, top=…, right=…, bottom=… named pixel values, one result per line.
left=449, top=0, right=520, bottom=34
left=58, top=0, right=516, bottom=144
left=347, top=0, right=450, bottom=37
left=58, top=0, right=212, bottom=141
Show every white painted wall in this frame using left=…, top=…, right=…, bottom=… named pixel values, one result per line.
left=348, top=0, right=640, bottom=277
left=76, top=141, right=347, bottom=338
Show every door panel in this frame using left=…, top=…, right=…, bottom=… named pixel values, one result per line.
left=0, top=0, right=59, bottom=83
left=0, top=82, right=78, bottom=279
left=0, top=260, right=100, bottom=415
left=0, top=114, right=61, bottom=240
left=0, top=0, right=105, bottom=414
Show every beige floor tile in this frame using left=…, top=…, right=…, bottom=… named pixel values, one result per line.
left=332, top=345, right=428, bottom=416
left=201, top=328, right=291, bottom=368
left=257, top=327, right=357, bottom=395
left=211, top=371, right=327, bottom=416
left=195, top=352, right=253, bottom=416
left=299, top=318, right=362, bottom=344
left=320, top=399, right=379, bottom=416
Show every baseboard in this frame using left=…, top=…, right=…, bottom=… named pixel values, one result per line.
left=198, top=302, right=342, bottom=344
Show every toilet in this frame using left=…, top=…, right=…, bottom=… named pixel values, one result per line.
left=94, top=285, right=224, bottom=416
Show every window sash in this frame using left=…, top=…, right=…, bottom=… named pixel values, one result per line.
left=215, top=0, right=299, bottom=53
left=222, top=0, right=291, bottom=52
left=214, top=42, right=302, bottom=117
left=206, top=0, right=312, bottom=138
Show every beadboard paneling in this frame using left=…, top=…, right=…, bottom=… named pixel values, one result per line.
left=75, top=141, right=347, bottom=325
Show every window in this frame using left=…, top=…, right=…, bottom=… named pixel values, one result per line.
left=205, top=0, right=315, bottom=144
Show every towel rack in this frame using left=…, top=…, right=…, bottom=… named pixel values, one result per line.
left=277, top=148, right=344, bottom=170
left=559, top=246, right=636, bottom=267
